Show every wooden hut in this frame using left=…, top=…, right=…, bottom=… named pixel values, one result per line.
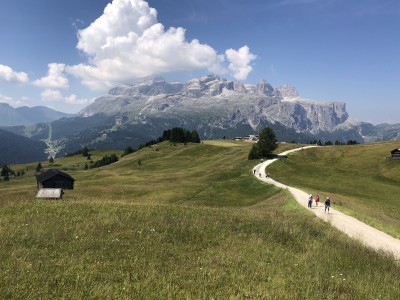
left=390, top=148, right=400, bottom=159
left=36, top=169, right=75, bottom=190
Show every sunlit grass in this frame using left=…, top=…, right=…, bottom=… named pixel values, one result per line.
left=0, top=141, right=399, bottom=298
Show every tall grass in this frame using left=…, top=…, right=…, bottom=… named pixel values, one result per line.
left=0, top=141, right=399, bottom=298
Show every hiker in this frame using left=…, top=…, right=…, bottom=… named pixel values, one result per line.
left=315, top=194, right=320, bottom=207
left=308, top=194, right=313, bottom=208
left=325, top=196, right=331, bottom=213
left=259, top=173, right=261, bottom=178
left=253, top=169, right=256, bottom=175
left=266, top=173, right=270, bottom=178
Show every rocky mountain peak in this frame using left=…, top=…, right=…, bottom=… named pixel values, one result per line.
left=276, top=85, right=299, bottom=99
left=108, top=76, right=184, bottom=97
left=255, top=79, right=280, bottom=97
left=81, top=75, right=354, bottom=135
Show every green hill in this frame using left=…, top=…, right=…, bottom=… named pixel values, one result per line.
left=0, top=141, right=399, bottom=298
left=267, top=141, right=400, bottom=239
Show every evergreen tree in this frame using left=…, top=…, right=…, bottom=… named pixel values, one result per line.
left=248, top=127, right=277, bottom=160
left=258, top=127, right=277, bottom=158
left=36, top=162, right=43, bottom=172
left=49, top=157, right=54, bottom=164
left=124, top=146, right=135, bottom=156
left=90, top=153, right=118, bottom=169
left=170, top=127, right=186, bottom=143
left=1, top=165, right=9, bottom=177
left=82, top=147, right=90, bottom=157
left=191, top=130, right=201, bottom=143
left=248, top=144, right=260, bottom=160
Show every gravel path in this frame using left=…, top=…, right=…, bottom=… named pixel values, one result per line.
left=253, top=146, right=400, bottom=261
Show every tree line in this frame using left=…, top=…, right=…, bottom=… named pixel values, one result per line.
left=122, top=127, right=201, bottom=157
left=88, top=154, right=119, bottom=169
left=1, top=165, right=25, bottom=181
left=301, top=139, right=359, bottom=146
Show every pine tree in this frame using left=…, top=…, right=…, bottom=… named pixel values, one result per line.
left=248, top=127, right=277, bottom=160
left=36, top=162, right=43, bottom=172
left=191, top=130, right=201, bottom=143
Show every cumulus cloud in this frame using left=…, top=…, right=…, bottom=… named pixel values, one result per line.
left=34, top=63, right=69, bottom=89
left=0, top=64, right=29, bottom=83
left=67, top=0, right=255, bottom=89
left=225, top=46, right=257, bottom=80
left=40, top=89, right=92, bottom=106
left=65, top=94, right=93, bottom=105
left=41, top=89, right=64, bottom=102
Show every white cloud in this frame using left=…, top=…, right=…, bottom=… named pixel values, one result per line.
left=67, top=0, right=255, bottom=89
left=0, top=64, right=29, bottom=83
left=41, top=89, right=64, bottom=102
left=0, top=94, right=30, bottom=107
left=65, top=94, right=93, bottom=105
left=225, top=46, right=257, bottom=80
left=40, top=89, right=93, bottom=106
left=34, top=63, right=69, bottom=89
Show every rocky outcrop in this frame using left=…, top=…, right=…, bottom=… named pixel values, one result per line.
left=79, top=75, right=354, bottom=135
left=276, top=85, right=300, bottom=99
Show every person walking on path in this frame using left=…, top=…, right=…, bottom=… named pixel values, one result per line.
left=315, top=194, right=320, bottom=207
left=308, top=194, right=313, bottom=208
left=325, top=197, right=331, bottom=213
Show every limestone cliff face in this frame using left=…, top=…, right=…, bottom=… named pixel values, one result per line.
left=80, top=76, right=353, bottom=135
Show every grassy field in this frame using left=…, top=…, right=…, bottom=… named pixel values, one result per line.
left=267, top=141, right=400, bottom=239
left=1, top=140, right=399, bottom=299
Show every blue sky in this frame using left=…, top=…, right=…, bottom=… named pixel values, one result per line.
left=0, top=0, right=399, bottom=124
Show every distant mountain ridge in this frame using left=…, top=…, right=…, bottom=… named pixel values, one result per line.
left=2, top=75, right=400, bottom=164
left=80, top=75, right=356, bottom=135
left=0, top=103, right=72, bottom=126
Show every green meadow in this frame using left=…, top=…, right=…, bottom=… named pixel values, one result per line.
left=0, top=141, right=399, bottom=299
left=267, top=142, right=400, bottom=239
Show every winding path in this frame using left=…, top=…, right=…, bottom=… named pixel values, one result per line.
left=253, top=146, right=400, bottom=261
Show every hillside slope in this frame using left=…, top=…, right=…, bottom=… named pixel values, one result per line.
left=0, top=141, right=399, bottom=298
left=0, top=129, right=47, bottom=164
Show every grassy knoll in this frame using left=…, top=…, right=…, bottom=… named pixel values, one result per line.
left=267, top=141, right=400, bottom=239
left=0, top=141, right=399, bottom=299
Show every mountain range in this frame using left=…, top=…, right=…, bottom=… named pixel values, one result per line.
left=1, top=75, right=400, bottom=164
left=0, top=103, right=72, bottom=126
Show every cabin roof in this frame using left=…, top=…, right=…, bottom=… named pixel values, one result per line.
left=391, top=148, right=400, bottom=154
left=36, top=188, right=63, bottom=199
left=36, top=169, right=75, bottom=183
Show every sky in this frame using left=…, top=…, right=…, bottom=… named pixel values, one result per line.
left=0, top=0, right=399, bottom=124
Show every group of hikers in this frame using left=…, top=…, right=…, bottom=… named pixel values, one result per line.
left=308, top=194, right=331, bottom=213
left=252, top=168, right=331, bottom=213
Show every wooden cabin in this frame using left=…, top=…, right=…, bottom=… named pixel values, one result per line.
left=36, top=169, right=75, bottom=190
left=390, top=148, right=400, bottom=159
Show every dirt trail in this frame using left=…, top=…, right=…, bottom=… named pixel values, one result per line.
left=254, top=146, right=400, bottom=261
